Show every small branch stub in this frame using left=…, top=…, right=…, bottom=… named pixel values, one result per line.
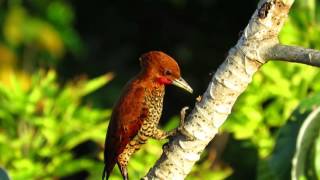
left=268, top=44, right=320, bottom=67
left=258, top=1, right=272, bottom=19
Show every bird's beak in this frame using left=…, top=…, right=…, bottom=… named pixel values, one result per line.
left=172, top=77, right=193, bottom=93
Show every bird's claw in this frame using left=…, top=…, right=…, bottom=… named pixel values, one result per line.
left=178, top=106, right=195, bottom=141
left=177, top=125, right=195, bottom=141
left=180, top=106, right=189, bottom=125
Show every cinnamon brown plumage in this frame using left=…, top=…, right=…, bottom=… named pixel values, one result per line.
left=102, top=51, right=193, bottom=180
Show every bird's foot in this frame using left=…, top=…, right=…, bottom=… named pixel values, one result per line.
left=177, top=106, right=195, bottom=141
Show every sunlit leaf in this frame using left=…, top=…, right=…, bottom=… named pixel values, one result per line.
left=79, top=73, right=114, bottom=96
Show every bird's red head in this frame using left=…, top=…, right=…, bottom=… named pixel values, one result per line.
left=139, top=51, right=193, bottom=93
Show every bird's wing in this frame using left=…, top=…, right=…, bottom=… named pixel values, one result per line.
left=104, top=83, right=147, bottom=176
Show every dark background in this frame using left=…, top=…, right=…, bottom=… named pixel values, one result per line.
left=61, top=0, right=257, bottom=119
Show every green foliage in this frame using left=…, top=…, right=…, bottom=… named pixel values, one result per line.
left=223, top=60, right=320, bottom=158
left=0, top=70, right=112, bottom=179
left=257, top=93, right=320, bottom=180
left=280, top=0, right=320, bottom=49
left=315, top=134, right=320, bottom=179
left=0, top=1, right=83, bottom=67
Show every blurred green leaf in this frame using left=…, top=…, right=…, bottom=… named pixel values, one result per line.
left=0, top=70, right=111, bottom=179
left=315, top=134, right=320, bottom=179
left=292, top=107, right=320, bottom=180
left=47, top=2, right=74, bottom=26
left=0, top=167, right=10, bottom=180
left=258, top=93, right=320, bottom=180
left=79, top=73, right=114, bottom=96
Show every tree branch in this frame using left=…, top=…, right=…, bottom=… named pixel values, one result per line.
left=143, top=0, right=299, bottom=179
left=267, top=44, right=320, bottom=67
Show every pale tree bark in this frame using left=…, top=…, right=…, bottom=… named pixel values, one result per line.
left=143, top=0, right=320, bottom=179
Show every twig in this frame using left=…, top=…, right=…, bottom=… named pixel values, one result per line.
left=267, top=44, right=320, bottom=67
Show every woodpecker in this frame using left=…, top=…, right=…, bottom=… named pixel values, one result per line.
left=102, top=51, right=193, bottom=180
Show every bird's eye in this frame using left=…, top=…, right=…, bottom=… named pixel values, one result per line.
left=164, top=69, right=172, bottom=76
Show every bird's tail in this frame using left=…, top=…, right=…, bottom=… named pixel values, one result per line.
left=102, top=165, right=106, bottom=180
left=102, top=165, right=110, bottom=180
left=102, top=161, right=116, bottom=180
